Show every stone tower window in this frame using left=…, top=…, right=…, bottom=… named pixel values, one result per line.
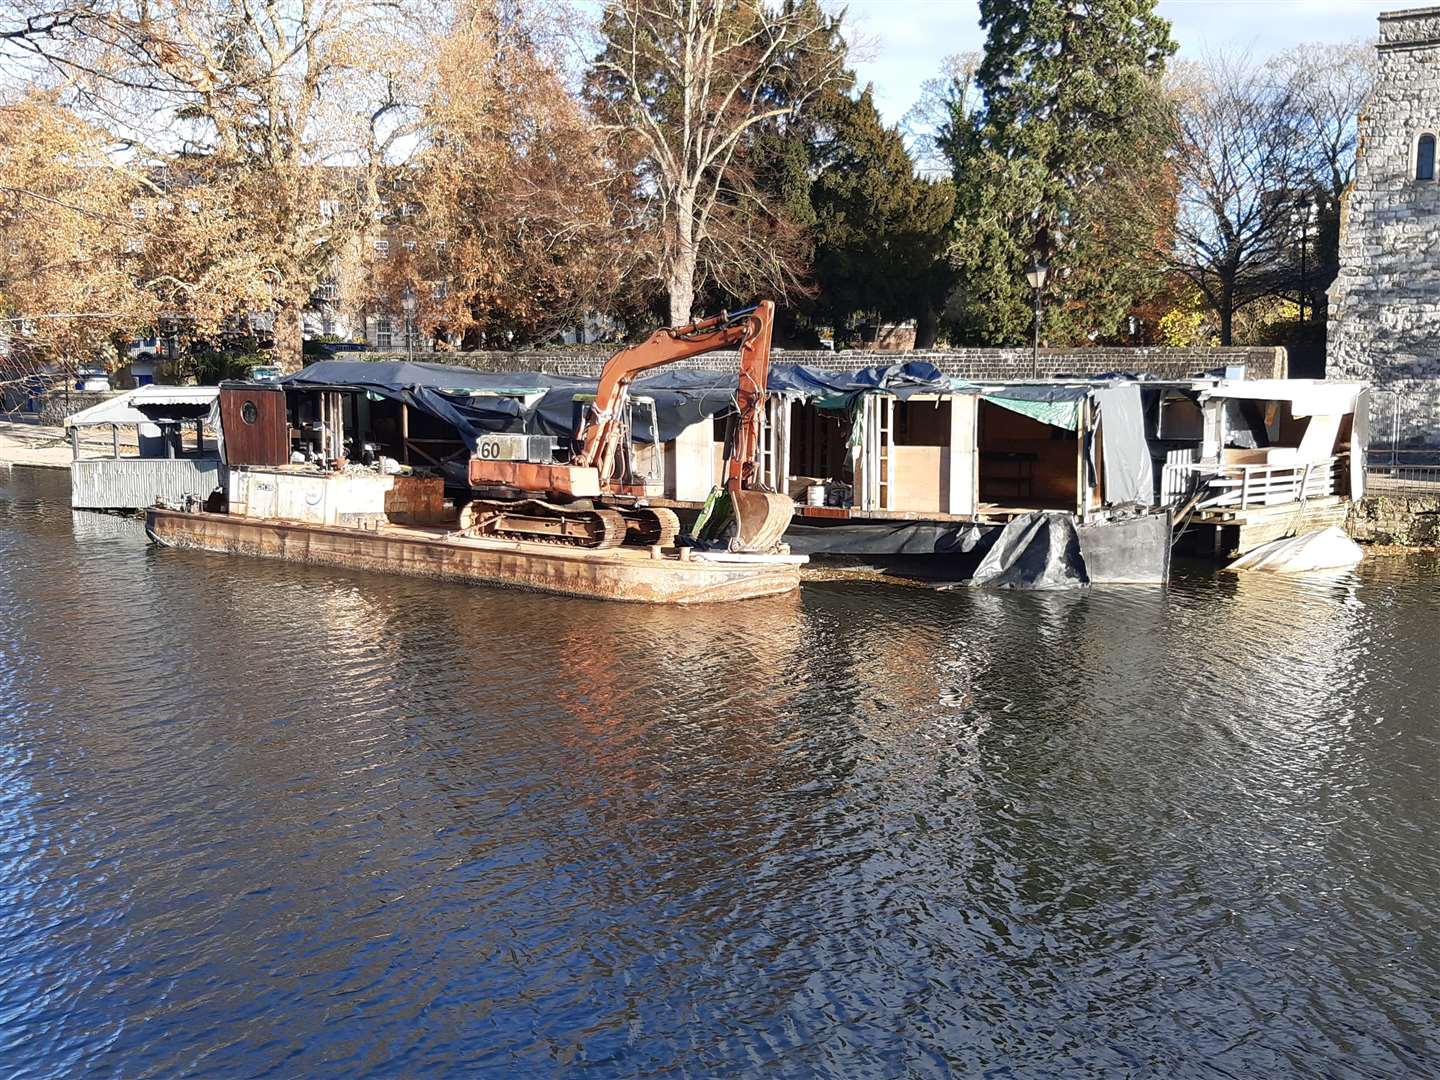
left=1418, top=133, right=1437, bottom=181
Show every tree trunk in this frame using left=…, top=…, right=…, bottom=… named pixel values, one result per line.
left=1219, top=278, right=1234, bottom=346
left=274, top=300, right=304, bottom=372
left=667, top=192, right=697, bottom=326
left=915, top=305, right=940, bottom=349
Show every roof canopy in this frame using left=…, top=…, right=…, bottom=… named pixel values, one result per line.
left=65, top=384, right=220, bottom=428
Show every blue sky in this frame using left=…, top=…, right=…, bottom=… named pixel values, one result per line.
left=846, top=0, right=1392, bottom=125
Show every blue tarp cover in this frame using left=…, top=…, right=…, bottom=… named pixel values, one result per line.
left=285, top=359, right=950, bottom=449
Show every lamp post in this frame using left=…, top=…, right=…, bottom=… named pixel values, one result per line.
left=1025, top=261, right=1049, bottom=379
left=1290, top=196, right=1317, bottom=323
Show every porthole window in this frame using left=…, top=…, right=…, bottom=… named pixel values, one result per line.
left=241, top=400, right=258, bottom=425
left=1418, top=133, right=1436, bottom=181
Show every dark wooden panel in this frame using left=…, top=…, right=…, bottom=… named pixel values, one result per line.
left=220, top=385, right=289, bottom=466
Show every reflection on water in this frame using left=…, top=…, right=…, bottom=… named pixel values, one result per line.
left=2, top=465, right=1438, bottom=1076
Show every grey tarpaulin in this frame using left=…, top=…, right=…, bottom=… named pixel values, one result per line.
left=967, top=512, right=1089, bottom=589
left=1093, top=384, right=1155, bottom=506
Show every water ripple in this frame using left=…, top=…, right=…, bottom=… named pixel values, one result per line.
left=1, top=467, right=1438, bottom=1077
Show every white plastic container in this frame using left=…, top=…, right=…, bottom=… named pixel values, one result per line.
left=806, top=483, right=826, bottom=507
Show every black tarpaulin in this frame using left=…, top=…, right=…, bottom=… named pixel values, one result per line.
left=783, top=518, right=995, bottom=556
left=285, top=358, right=952, bottom=450
left=966, top=512, right=1089, bottom=589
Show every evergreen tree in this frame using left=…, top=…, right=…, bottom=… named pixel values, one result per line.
left=945, top=0, right=1176, bottom=345
left=811, top=88, right=954, bottom=346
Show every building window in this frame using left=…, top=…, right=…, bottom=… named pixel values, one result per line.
left=1418, top=133, right=1436, bottom=181
left=404, top=317, right=424, bottom=350
left=373, top=239, right=389, bottom=257
left=375, top=315, right=393, bottom=349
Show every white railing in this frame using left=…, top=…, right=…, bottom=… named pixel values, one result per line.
left=1161, top=454, right=1343, bottom=511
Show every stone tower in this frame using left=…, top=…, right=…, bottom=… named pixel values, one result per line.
left=1329, top=7, right=1440, bottom=440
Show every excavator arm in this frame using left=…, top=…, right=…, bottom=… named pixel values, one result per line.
left=575, top=301, right=775, bottom=488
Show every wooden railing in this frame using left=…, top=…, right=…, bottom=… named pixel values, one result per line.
left=1161, top=453, right=1344, bottom=511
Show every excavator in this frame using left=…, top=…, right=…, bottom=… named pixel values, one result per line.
left=456, top=300, right=793, bottom=553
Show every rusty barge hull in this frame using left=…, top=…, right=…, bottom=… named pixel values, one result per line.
left=145, top=509, right=802, bottom=604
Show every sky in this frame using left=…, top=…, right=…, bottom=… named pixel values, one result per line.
left=846, top=0, right=1393, bottom=126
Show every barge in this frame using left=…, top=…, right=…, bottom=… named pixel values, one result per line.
left=146, top=505, right=804, bottom=603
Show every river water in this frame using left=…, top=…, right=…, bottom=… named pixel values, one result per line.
left=1, top=464, right=1437, bottom=1078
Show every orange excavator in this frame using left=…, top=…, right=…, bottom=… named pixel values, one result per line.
left=457, top=301, right=793, bottom=553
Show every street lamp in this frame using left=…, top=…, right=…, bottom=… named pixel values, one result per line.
left=1025, top=261, right=1049, bottom=379
left=1290, top=196, right=1318, bottom=323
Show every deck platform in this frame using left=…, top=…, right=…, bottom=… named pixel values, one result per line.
left=1190, top=496, right=1351, bottom=558
left=145, top=508, right=804, bottom=604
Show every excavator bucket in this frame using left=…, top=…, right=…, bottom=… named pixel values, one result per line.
left=727, top=489, right=794, bottom=553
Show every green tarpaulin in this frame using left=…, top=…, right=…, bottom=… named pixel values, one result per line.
left=981, top=393, right=1082, bottom=430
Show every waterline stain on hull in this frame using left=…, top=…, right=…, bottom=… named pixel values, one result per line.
left=145, top=508, right=803, bottom=604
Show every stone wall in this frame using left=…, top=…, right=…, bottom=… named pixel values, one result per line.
left=337, top=346, right=1286, bottom=382
left=1348, top=492, right=1440, bottom=546
left=38, top=390, right=119, bottom=427
left=1328, top=6, right=1440, bottom=444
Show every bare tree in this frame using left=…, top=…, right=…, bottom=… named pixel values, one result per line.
left=901, top=51, right=980, bottom=180
left=1271, top=41, right=1375, bottom=205
left=1170, top=55, right=1312, bottom=345
left=586, top=0, right=845, bottom=324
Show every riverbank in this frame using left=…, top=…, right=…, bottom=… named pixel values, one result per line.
left=0, top=419, right=148, bottom=471
left=0, top=420, right=72, bottom=469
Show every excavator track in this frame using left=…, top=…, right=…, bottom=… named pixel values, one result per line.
left=457, top=499, right=627, bottom=549
left=617, top=506, right=681, bottom=548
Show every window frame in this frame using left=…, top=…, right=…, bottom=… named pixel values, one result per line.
left=1416, top=131, right=1437, bottom=182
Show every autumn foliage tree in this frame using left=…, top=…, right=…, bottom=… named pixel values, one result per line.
left=0, top=92, right=152, bottom=376
left=8, top=0, right=429, bottom=368
left=374, top=3, right=631, bottom=348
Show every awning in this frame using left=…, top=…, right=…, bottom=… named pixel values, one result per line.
left=65, top=384, right=220, bottom=428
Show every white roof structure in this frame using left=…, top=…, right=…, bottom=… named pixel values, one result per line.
left=1200, top=379, right=1366, bottom=418
left=65, top=384, right=220, bottom=428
